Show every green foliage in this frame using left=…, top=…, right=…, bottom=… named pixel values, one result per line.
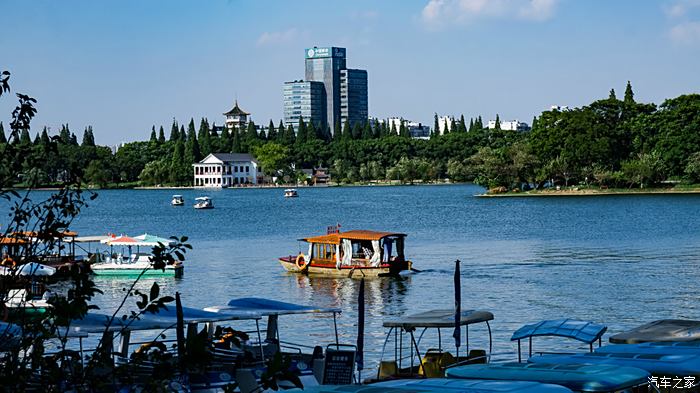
left=253, top=142, right=290, bottom=178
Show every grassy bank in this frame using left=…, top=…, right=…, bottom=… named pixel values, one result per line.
left=477, top=185, right=700, bottom=197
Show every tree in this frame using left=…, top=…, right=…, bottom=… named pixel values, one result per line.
left=277, top=120, right=286, bottom=143
left=185, top=125, right=201, bottom=164
left=169, top=119, right=181, bottom=141
left=82, top=125, right=96, bottom=146
left=59, top=124, right=71, bottom=144
left=433, top=113, right=439, bottom=137
left=459, top=115, right=467, bottom=133
left=84, top=159, right=111, bottom=187
left=253, top=142, right=289, bottom=179
left=231, top=128, right=242, bottom=152
left=342, top=120, right=352, bottom=140
left=494, top=114, right=501, bottom=130
left=170, top=139, right=186, bottom=184
left=609, top=88, right=617, bottom=100
left=19, top=128, right=31, bottom=144
left=0, top=121, right=6, bottom=143
left=267, top=120, right=277, bottom=141
left=149, top=126, right=157, bottom=143
left=624, top=81, right=635, bottom=105
left=158, top=125, right=166, bottom=143
left=296, top=118, right=308, bottom=144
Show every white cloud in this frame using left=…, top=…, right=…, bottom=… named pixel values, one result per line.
left=256, top=28, right=302, bottom=46
left=664, top=0, right=700, bottom=18
left=669, top=21, right=700, bottom=44
left=421, top=0, right=559, bottom=27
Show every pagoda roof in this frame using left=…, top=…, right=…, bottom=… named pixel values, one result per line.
left=223, top=100, right=250, bottom=116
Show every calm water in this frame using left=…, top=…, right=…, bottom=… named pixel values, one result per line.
left=6, top=184, right=700, bottom=370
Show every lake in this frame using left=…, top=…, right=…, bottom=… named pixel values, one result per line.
left=7, top=184, right=700, bottom=372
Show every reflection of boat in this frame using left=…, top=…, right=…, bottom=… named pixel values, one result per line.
left=284, top=188, right=298, bottom=198
left=194, top=196, right=214, bottom=209
left=171, top=194, right=184, bottom=206
left=279, top=230, right=412, bottom=278
left=375, top=309, right=494, bottom=381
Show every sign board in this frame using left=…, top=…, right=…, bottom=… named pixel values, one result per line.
left=305, top=47, right=345, bottom=59
left=322, top=348, right=355, bottom=385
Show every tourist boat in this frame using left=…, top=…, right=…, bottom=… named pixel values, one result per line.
left=374, top=309, right=494, bottom=381
left=171, top=194, right=184, bottom=206
left=279, top=230, right=412, bottom=278
left=85, top=234, right=184, bottom=277
left=194, top=196, right=214, bottom=209
left=284, top=188, right=299, bottom=198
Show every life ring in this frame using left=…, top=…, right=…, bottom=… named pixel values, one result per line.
left=295, top=254, right=308, bottom=271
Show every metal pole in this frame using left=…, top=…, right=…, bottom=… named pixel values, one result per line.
left=518, top=340, right=521, bottom=363
left=256, top=319, right=264, bottom=360
left=333, top=312, right=339, bottom=346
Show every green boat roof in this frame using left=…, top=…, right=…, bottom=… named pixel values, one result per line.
left=446, top=362, right=649, bottom=392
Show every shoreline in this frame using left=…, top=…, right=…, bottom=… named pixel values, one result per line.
left=476, top=188, right=700, bottom=198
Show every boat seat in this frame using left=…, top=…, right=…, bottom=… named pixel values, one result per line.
left=468, top=349, right=487, bottom=364
left=418, top=349, right=456, bottom=378
left=378, top=360, right=398, bottom=379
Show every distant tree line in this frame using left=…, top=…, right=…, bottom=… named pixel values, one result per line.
left=3, top=82, right=700, bottom=188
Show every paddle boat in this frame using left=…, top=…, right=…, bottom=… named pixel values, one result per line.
left=609, top=319, right=700, bottom=344
left=60, top=306, right=262, bottom=392
left=290, top=379, right=574, bottom=392
left=374, top=309, right=494, bottom=381
left=446, top=362, right=651, bottom=392
left=508, top=318, right=698, bottom=390
left=205, top=297, right=353, bottom=387
left=284, top=188, right=299, bottom=198
left=279, top=229, right=413, bottom=278
left=86, top=234, right=184, bottom=277
left=171, top=194, right=184, bottom=206
left=194, top=196, right=214, bottom=209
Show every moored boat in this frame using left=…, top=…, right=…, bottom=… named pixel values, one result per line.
left=279, top=229, right=412, bottom=278
left=284, top=188, right=299, bottom=198
left=82, top=234, right=184, bottom=277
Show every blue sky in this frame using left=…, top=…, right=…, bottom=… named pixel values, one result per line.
left=1, top=0, right=699, bottom=145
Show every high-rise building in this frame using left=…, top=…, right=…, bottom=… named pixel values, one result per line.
left=284, top=46, right=368, bottom=135
left=283, top=81, right=325, bottom=132
left=340, top=69, right=368, bottom=128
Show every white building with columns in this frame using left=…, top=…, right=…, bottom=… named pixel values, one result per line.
left=193, top=153, right=260, bottom=187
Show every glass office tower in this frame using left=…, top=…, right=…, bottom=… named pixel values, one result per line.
left=340, top=69, right=368, bottom=128
left=283, top=80, right=326, bottom=131
left=304, top=47, right=347, bottom=131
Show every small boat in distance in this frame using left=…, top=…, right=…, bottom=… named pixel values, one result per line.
left=284, top=188, right=298, bottom=198
left=171, top=195, right=184, bottom=206
left=194, top=196, right=214, bottom=209
left=279, top=229, right=412, bottom=277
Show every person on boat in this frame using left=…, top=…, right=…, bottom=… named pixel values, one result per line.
left=1, top=253, right=15, bottom=268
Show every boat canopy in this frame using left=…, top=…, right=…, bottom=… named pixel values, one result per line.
left=172, top=195, right=183, bottom=198
left=133, top=233, right=176, bottom=247
left=195, top=196, right=210, bottom=201
left=71, top=235, right=110, bottom=243
left=446, top=363, right=650, bottom=392
left=383, top=309, right=494, bottom=329
left=530, top=352, right=700, bottom=379
left=62, top=307, right=261, bottom=336
left=204, top=297, right=341, bottom=316
left=511, top=319, right=607, bottom=345
left=101, top=235, right=140, bottom=246
left=293, top=379, right=574, bottom=393
left=609, top=319, right=700, bottom=344
left=301, top=230, right=406, bottom=245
